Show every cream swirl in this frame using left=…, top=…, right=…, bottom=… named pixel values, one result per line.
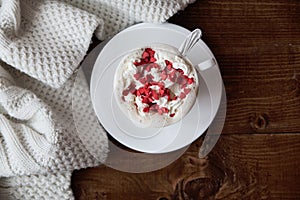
left=114, top=44, right=199, bottom=128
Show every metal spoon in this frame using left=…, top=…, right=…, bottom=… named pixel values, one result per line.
left=178, top=29, right=202, bottom=57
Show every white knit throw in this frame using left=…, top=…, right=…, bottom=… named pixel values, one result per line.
left=0, top=0, right=195, bottom=199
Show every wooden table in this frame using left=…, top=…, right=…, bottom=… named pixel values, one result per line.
left=71, top=0, right=300, bottom=199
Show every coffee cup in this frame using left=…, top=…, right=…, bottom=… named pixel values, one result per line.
left=113, top=42, right=215, bottom=128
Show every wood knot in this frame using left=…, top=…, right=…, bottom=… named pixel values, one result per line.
left=184, top=178, right=220, bottom=199
left=249, top=113, right=269, bottom=131
left=157, top=197, right=169, bottom=200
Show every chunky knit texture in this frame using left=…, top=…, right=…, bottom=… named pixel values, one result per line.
left=0, top=0, right=195, bottom=199
left=0, top=0, right=195, bottom=88
left=0, top=0, right=102, bottom=88
left=0, top=61, right=110, bottom=175
left=0, top=62, right=109, bottom=199
left=0, top=172, right=74, bottom=200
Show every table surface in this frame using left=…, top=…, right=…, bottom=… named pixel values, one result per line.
left=71, top=0, right=300, bottom=199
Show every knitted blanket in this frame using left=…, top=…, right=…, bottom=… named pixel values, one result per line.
left=0, top=0, right=195, bottom=199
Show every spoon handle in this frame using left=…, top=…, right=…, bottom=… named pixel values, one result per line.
left=178, top=29, right=202, bottom=57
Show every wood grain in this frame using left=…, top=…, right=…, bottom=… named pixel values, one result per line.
left=72, top=0, right=300, bottom=199
left=72, top=134, right=300, bottom=199
left=169, top=0, right=300, bottom=134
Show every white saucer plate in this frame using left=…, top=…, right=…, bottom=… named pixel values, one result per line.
left=91, top=23, right=223, bottom=153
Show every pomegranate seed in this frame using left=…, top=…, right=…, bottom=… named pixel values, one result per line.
left=152, top=91, right=159, bottom=100
left=146, top=74, right=154, bottom=82
left=134, top=73, right=142, bottom=80
left=158, top=108, right=163, bottom=115
left=177, top=69, right=184, bottom=74
left=188, top=77, right=194, bottom=84
left=142, top=98, right=149, bottom=104
left=184, top=88, right=191, bottom=94
left=160, top=72, right=167, bottom=80
left=181, top=77, right=188, bottom=85
left=167, top=94, right=171, bottom=101
left=150, top=57, right=156, bottom=63
left=145, top=48, right=155, bottom=55
left=143, top=107, right=150, bottom=113
left=139, top=88, right=145, bottom=94
left=130, top=89, right=136, bottom=94
left=176, top=76, right=183, bottom=84
left=139, top=77, right=147, bottom=84
left=158, top=82, right=165, bottom=88
left=122, top=90, right=129, bottom=96
left=152, top=63, right=160, bottom=69
left=142, top=51, right=149, bottom=59
left=161, top=107, right=169, bottom=113
left=168, top=75, right=176, bottom=82
left=144, top=88, right=150, bottom=95
left=167, top=65, right=172, bottom=70
left=128, top=82, right=136, bottom=90
left=170, top=113, right=175, bottom=117
left=181, top=83, right=187, bottom=89
left=144, top=83, right=150, bottom=88
left=179, top=92, right=186, bottom=99
left=165, top=60, right=173, bottom=70
left=159, top=88, right=165, bottom=96
left=145, top=65, right=152, bottom=72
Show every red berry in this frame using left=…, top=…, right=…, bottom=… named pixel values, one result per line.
left=152, top=90, right=159, bottom=100
left=146, top=74, right=154, bottom=82
left=142, top=51, right=149, bottom=59
left=177, top=69, right=184, bottom=74
left=181, top=83, right=187, bottom=89
left=188, top=77, right=194, bottom=84
left=184, top=88, right=191, bottom=94
left=139, top=77, right=147, bottom=84
left=176, top=76, right=183, bottom=84
left=158, top=108, right=163, bottom=115
left=168, top=74, right=177, bottom=82
left=150, top=57, right=156, bottom=63
left=165, top=60, right=173, bottom=68
left=145, top=48, right=155, bottom=56
left=128, top=82, right=136, bottom=90
left=170, top=113, right=175, bottom=117
left=161, top=107, right=169, bottom=113
left=142, top=97, right=149, bottom=104
left=159, top=88, right=165, bottom=96
left=143, top=107, right=150, bottom=113
left=122, top=89, right=129, bottom=96
left=160, top=71, right=167, bottom=80
left=133, top=73, right=142, bottom=80
left=158, top=82, right=165, bottom=88
left=179, top=92, right=186, bottom=99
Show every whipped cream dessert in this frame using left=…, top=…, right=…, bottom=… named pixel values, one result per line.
left=114, top=44, right=199, bottom=128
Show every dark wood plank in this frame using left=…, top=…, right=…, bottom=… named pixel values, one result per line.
left=72, top=1, right=300, bottom=199
left=72, top=134, right=300, bottom=199
left=169, top=0, right=300, bottom=134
